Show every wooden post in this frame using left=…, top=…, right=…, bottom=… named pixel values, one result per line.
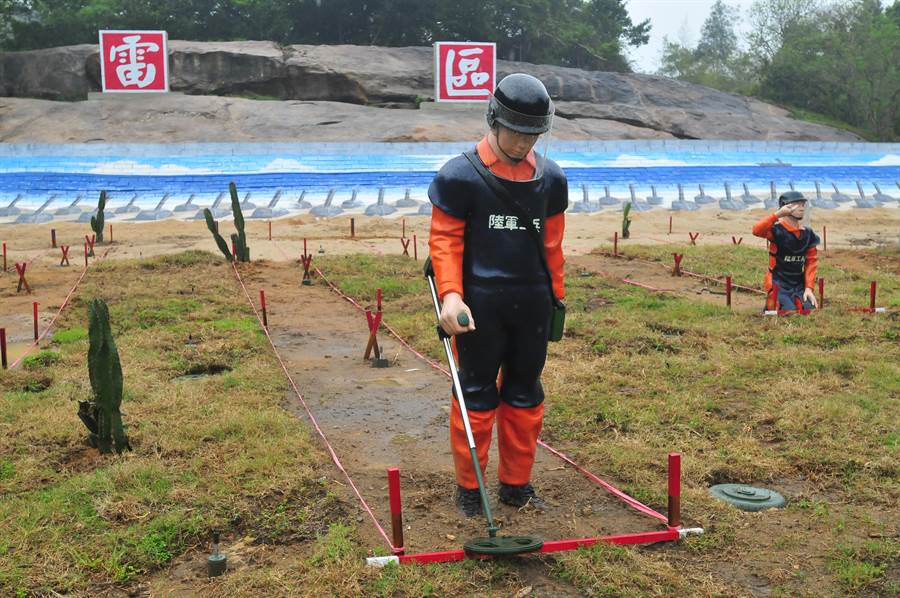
left=351, top=218, right=355, bottom=239
left=2, top=241, right=6, bottom=272
left=388, top=468, right=404, bottom=554
left=32, top=301, right=39, bottom=342
left=413, top=234, right=418, bottom=261
left=726, top=276, right=733, bottom=308
left=109, top=223, right=113, bottom=243
left=870, top=281, right=876, bottom=310
left=668, top=216, right=672, bottom=235
left=51, top=229, right=57, bottom=248
left=260, top=290, right=268, bottom=329
left=823, top=225, right=827, bottom=252
left=613, top=231, right=618, bottom=257
left=818, top=278, right=824, bottom=309
left=667, top=453, right=681, bottom=528
left=268, top=220, right=272, bottom=241
left=0, top=328, right=7, bottom=369
left=402, top=218, right=406, bottom=239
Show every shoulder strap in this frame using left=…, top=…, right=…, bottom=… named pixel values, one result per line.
left=462, top=150, right=559, bottom=304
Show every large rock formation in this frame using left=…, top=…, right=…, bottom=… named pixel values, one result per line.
left=0, top=41, right=861, bottom=141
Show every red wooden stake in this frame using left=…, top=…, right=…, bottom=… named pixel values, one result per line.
left=400, top=237, right=411, bottom=256
left=726, top=276, right=733, bottom=307
left=109, top=224, right=113, bottom=243
left=377, top=288, right=383, bottom=312
left=667, top=453, right=681, bottom=528
left=823, top=225, right=827, bottom=251
left=268, top=220, right=272, bottom=241
left=402, top=218, right=406, bottom=239
left=818, top=277, right=824, bottom=308
left=51, top=229, right=57, bottom=248
left=772, top=282, right=780, bottom=312
left=85, top=234, right=95, bottom=257
left=413, top=233, right=418, bottom=261
left=388, top=468, right=404, bottom=554
left=351, top=218, right=355, bottom=239
left=259, top=289, right=268, bottom=329
left=303, top=238, right=308, bottom=257
left=0, top=327, right=7, bottom=369
left=672, top=253, right=683, bottom=277
left=83, top=243, right=88, bottom=267
left=870, top=281, right=876, bottom=310
left=60, top=245, right=70, bottom=267
left=668, top=215, right=672, bottom=235
left=32, top=301, right=39, bottom=341
left=15, top=262, right=30, bottom=293
left=613, top=231, right=618, bottom=256
left=2, top=241, right=6, bottom=272
left=689, top=232, right=700, bottom=245
left=731, top=236, right=743, bottom=245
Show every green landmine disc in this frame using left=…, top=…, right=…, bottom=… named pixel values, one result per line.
left=708, top=484, right=786, bottom=512
left=463, top=535, right=544, bottom=556
left=457, top=312, right=470, bottom=327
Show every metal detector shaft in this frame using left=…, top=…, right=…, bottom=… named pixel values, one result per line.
left=425, top=272, right=498, bottom=537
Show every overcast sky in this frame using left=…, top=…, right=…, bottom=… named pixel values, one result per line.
left=625, top=0, right=759, bottom=73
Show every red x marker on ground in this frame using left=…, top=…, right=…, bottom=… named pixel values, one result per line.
left=688, top=232, right=700, bottom=245
left=15, top=262, right=30, bottom=293
left=364, top=309, right=384, bottom=360
left=672, top=253, right=684, bottom=277
left=400, top=238, right=411, bottom=257
left=60, top=245, right=70, bottom=266
left=732, top=236, right=743, bottom=245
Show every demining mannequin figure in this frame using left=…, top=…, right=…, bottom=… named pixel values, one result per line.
left=752, top=191, right=820, bottom=311
left=428, top=73, right=567, bottom=516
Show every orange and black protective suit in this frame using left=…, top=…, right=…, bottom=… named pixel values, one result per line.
left=428, top=136, right=567, bottom=490
left=752, top=213, right=819, bottom=311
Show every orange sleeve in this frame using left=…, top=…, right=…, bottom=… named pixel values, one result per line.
left=544, top=213, right=565, bottom=300
left=429, top=206, right=466, bottom=299
left=804, top=247, right=817, bottom=289
left=752, top=213, right=778, bottom=240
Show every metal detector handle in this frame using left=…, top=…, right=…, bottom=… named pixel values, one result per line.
left=424, top=263, right=498, bottom=536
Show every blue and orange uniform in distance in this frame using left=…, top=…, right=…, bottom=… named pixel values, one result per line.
left=429, top=135, right=567, bottom=490
left=752, top=212, right=819, bottom=311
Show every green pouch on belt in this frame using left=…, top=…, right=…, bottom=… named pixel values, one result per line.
left=549, top=300, right=566, bottom=342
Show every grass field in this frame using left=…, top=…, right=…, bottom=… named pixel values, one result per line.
left=1, top=246, right=897, bottom=596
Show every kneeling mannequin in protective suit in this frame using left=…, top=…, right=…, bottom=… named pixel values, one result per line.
left=428, top=73, right=567, bottom=516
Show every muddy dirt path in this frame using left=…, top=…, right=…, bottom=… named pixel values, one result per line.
left=569, top=253, right=765, bottom=311
left=237, top=261, right=669, bottom=560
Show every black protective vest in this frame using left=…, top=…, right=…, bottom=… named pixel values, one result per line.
left=770, top=222, right=819, bottom=289
left=428, top=152, right=568, bottom=285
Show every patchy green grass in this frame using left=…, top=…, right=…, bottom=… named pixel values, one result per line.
left=617, top=244, right=900, bottom=307
left=316, top=249, right=899, bottom=596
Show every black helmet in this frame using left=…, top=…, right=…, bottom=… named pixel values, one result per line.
left=778, top=190, right=807, bottom=207
left=486, top=73, right=553, bottom=135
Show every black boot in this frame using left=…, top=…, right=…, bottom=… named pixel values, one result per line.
left=455, top=486, right=483, bottom=517
left=498, top=482, right=547, bottom=510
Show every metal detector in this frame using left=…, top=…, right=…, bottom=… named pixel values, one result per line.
left=424, top=257, right=544, bottom=556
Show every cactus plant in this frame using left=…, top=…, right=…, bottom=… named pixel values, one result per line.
left=622, top=201, right=632, bottom=239
left=204, top=208, right=232, bottom=261
left=229, top=182, right=250, bottom=261
left=79, top=298, right=130, bottom=454
left=90, top=190, right=106, bottom=243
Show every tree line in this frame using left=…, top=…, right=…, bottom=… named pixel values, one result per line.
left=660, top=0, right=899, bottom=141
left=0, top=0, right=649, bottom=72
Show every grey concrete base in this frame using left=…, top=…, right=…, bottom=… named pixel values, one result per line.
left=365, top=204, right=397, bottom=216
left=645, top=195, right=664, bottom=205
left=568, top=201, right=601, bottom=213
left=628, top=201, right=653, bottom=212
left=0, top=207, right=23, bottom=217
left=296, top=200, right=312, bottom=209
left=831, top=193, right=852, bottom=202
left=694, top=194, right=717, bottom=204
left=764, top=199, right=779, bottom=209
left=341, top=198, right=364, bottom=209
left=671, top=201, right=700, bottom=211
left=135, top=209, right=174, bottom=221
left=14, top=212, right=55, bottom=224
left=855, top=199, right=879, bottom=208
left=115, top=206, right=140, bottom=214
left=54, top=206, right=84, bottom=215
left=810, top=199, right=839, bottom=209
left=239, top=201, right=257, bottom=211
left=740, top=194, right=762, bottom=204
left=77, top=211, right=97, bottom=223
left=173, top=203, right=196, bottom=212
left=395, top=198, right=419, bottom=208
left=597, top=196, right=621, bottom=206
left=417, top=203, right=433, bottom=215
left=718, top=200, right=746, bottom=210
left=310, top=205, right=343, bottom=217
left=193, top=208, right=230, bottom=220
left=249, top=207, right=288, bottom=219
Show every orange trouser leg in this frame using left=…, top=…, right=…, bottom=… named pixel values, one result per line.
left=496, top=401, right=544, bottom=486
left=450, top=398, right=496, bottom=489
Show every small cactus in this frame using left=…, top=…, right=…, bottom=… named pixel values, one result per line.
left=90, top=191, right=106, bottom=243
left=204, top=208, right=232, bottom=261
left=622, top=202, right=632, bottom=239
left=82, top=298, right=130, bottom=454
left=229, top=182, right=250, bottom=262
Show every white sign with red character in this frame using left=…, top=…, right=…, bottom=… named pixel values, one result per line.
left=99, top=30, right=169, bottom=93
left=434, top=42, right=496, bottom=102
